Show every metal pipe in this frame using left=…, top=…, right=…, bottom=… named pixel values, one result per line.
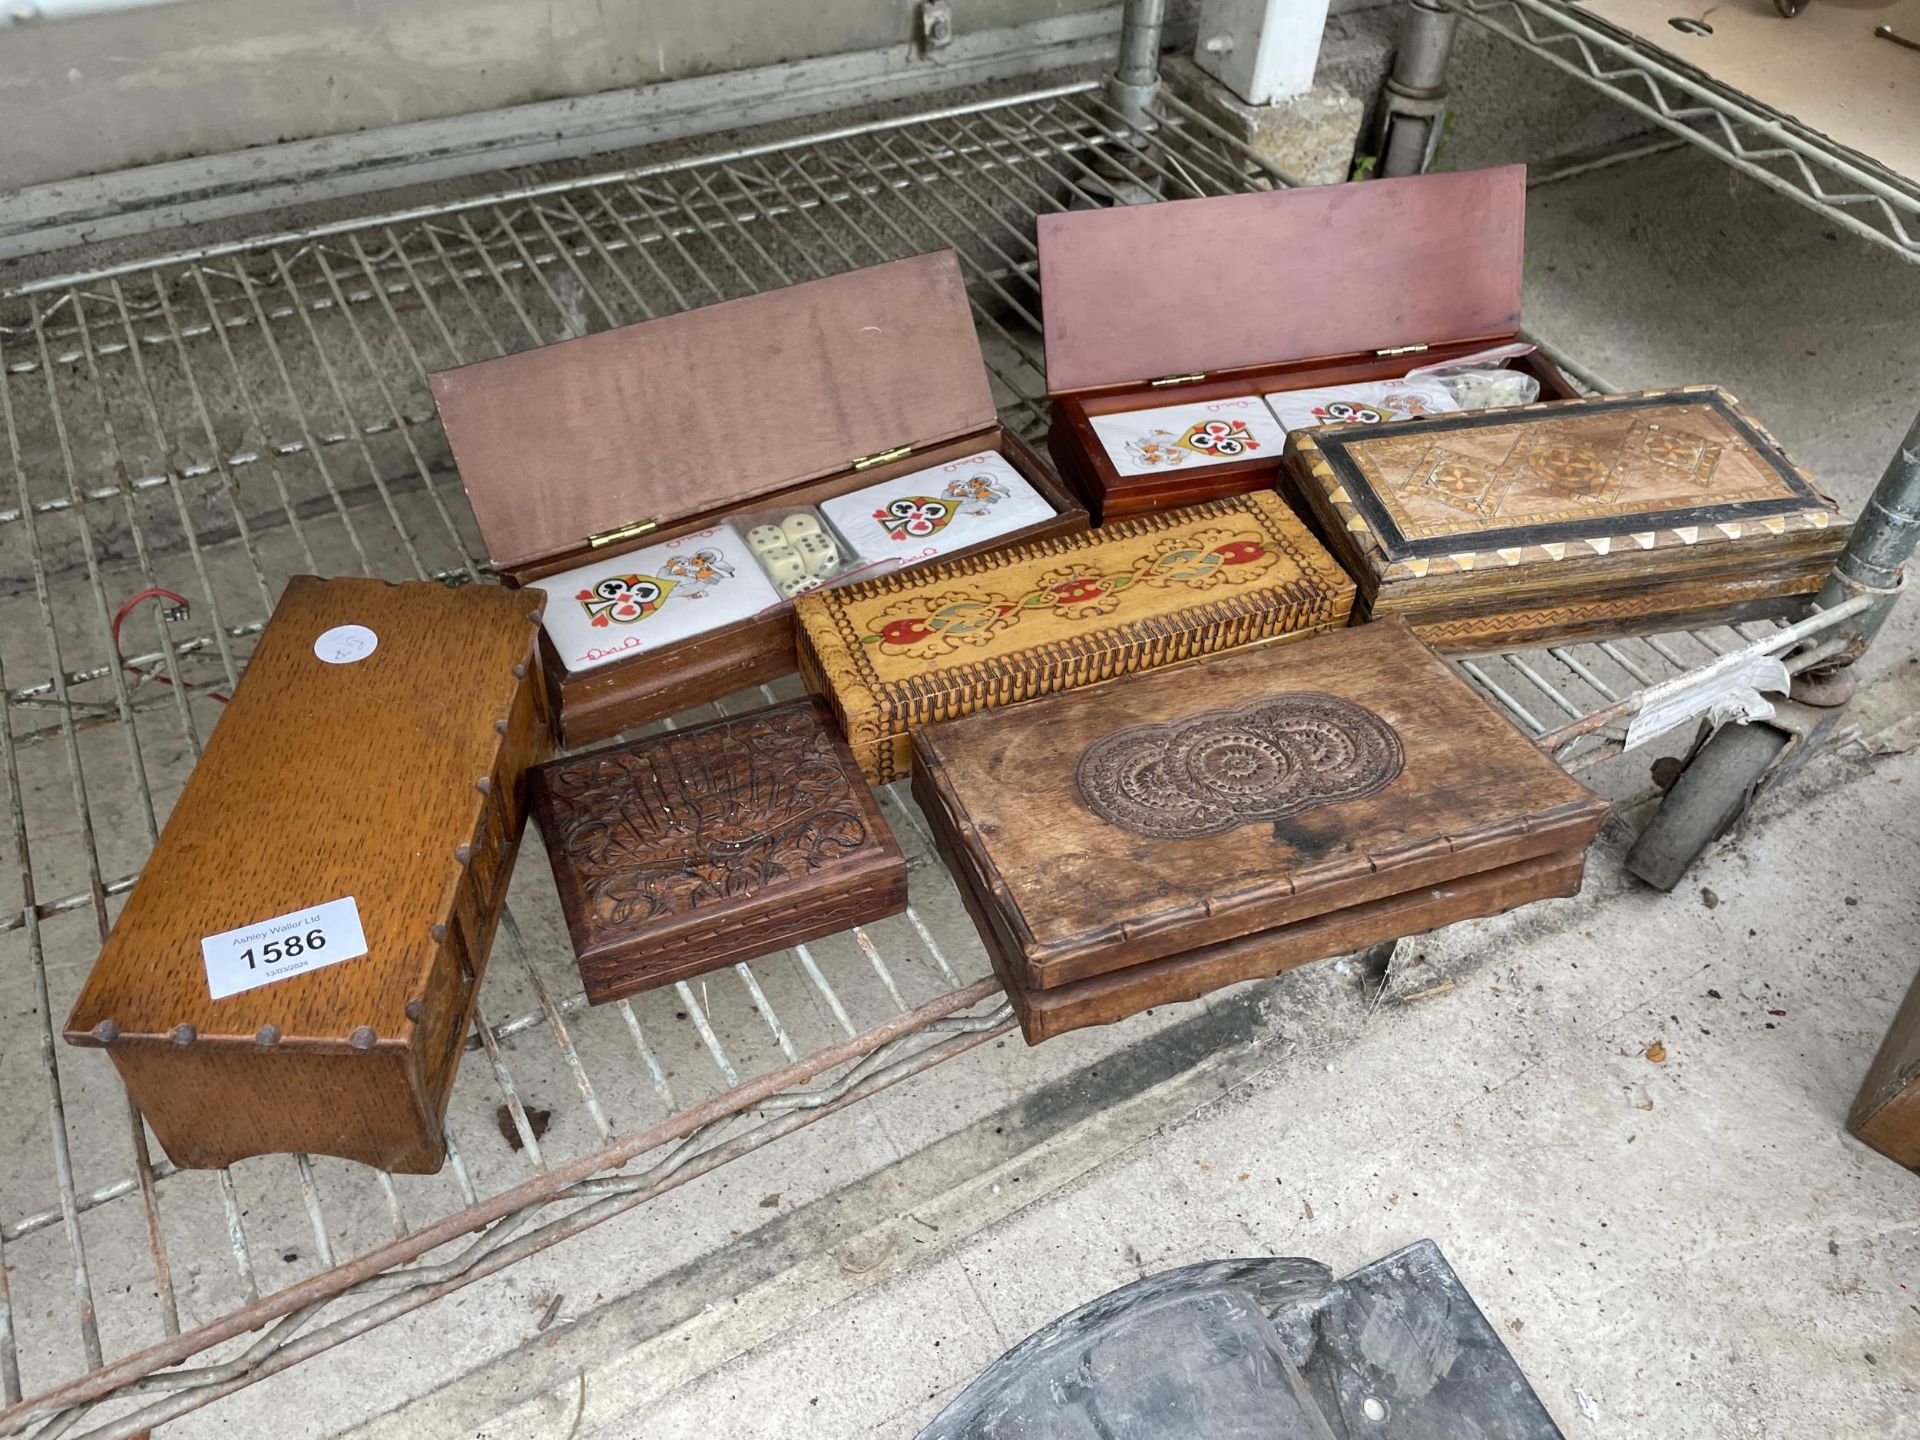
left=1813, top=406, right=1920, bottom=646
left=1379, top=0, right=1460, bottom=177
left=1109, top=0, right=1167, bottom=126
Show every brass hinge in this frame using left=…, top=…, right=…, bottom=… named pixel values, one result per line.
left=586, top=517, right=659, bottom=548
left=1374, top=344, right=1430, bottom=358
left=852, top=444, right=913, bottom=470
left=1148, top=371, right=1208, bottom=388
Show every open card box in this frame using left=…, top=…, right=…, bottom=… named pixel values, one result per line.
left=1038, top=166, right=1580, bottom=522
left=431, top=251, right=1086, bottom=746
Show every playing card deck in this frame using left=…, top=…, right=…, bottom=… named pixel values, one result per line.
left=540, top=525, right=780, bottom=675
left=1086, top=397, right=1285, bottom=478
left=1260, top=377, right=1462, bottom=436
left=818, top=450, right=1057, bottom=570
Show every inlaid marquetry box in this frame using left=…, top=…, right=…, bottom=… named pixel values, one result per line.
left=430, top=250, right=1085, bottom=747
left=1038, top=165, right=1580, bottom=521
left=911, top=620, right=1609, bottom=1042
left=527, top=699, right=906, bottom=1004
left=792, top=491, right=1356, bottom=785
left=64, top=577, right=551, bottom=1173
left=1283, top=386, right=1850, bottom=651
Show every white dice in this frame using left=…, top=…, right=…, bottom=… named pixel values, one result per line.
left=795, top=532, right=840, bottom=579
left=757, top=543, right=807, bottom=585
left=779, top=512, right=823, bottom=544
left=779, top=573, right=823, bottom=599
left=745, top=523, right=786, bottom=553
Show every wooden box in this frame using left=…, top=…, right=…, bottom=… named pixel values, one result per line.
left=1038, top=166, right=1580, bottom=522
left=1849, top=961, right=1920, bottom=1172
left=430, top=251, right=1086, bottom=747
left=793, top=491, right=1356, bottom=785
left=910, top=620, right=1609, bottom=1042
left=1284, top=386, right=1850, bottom=651
left=527, top=698, right=906, bottom=1004
left=64, top=577, right=550, bottom=1172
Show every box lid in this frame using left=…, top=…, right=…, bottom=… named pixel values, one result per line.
left=526, top=698, right=903, bottom=978
left=1038, top=167, right=1527, bottom=396
left=430, top=251, right=996, bottom=574
left=65, top=577, right=541, bottom=1053
left=794, top=491, right=1356, bottom=765
left=1288, top=386, right=1846, bottom=588
left=910, top=619, right=1608, bottom=987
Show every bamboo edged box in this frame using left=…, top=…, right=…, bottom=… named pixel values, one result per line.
left=527, top=699, right=907, bottom=1004
left=792, top=490, right=1357, bottom=785
left=1038, top=165, right=1579, bottom=522
left=910, top=620, right=1609, bottom=1042
left=430, top=250, right=1086, bottom=748
left=1283, top=387, right=1850, bottom=651
left=64, top=577, right=551, bottom=1173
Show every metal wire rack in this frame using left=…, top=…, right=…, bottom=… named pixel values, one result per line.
left=0, top=74, right=1869, bottom=1438
left=1451, top=0, right=1920, bottom=266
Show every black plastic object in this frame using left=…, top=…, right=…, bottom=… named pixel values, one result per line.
left=917, top=1240, right=1562, bottom=1439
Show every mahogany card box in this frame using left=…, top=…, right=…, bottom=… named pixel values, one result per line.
left=910, top=621, right=1608, bottom=1042
left=430, top=251, right=1085, bottom=747
left=1038, top=165, right=1580, bottom=522
left=64, top=577, right=551, bottom=1173
left=527, top=699, right=906, bottom=1005
left=793, top=490, right=1356, bottom=785
left=1284, top=387, right=1850, bottom=651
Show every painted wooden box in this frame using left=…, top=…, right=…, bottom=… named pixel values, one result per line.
left=910, top=620, right=1609, bottom=1042
left=1038, top=165, right=1580, bottom=522
left=430, top=250, right=1086, bottom=747
left=792, top=491, right=1356, bottom=785
left=1283, top=386, right=1850, bottom=651
left=64, top=577, right=551, bottom=1173
left=527, top=699, right=906, bottom=1004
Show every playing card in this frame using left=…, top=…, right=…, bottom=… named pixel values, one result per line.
left=1261, top=377, right=1461, bottom=436
left=819, top=451, right=1056, bottom=569
left=1088, top=397, right=1285, bottom=478
left=541, top=524, right=779, bottom=674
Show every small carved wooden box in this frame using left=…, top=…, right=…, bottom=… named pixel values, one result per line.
left=911, top=620, right=1609, bottom=1042
left=793, top=491, right=1356, bottom=785
left=63, top=577, right=551, bottom=1172
left=527, top=699, right=907, bottom=1004
left=1283, top=387, right=1850, bottom=651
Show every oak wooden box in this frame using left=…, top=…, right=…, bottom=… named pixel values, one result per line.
left=793, top=490, right=1356, bottom=785
left=911, top=620, right=1608, bottom=1042
left=1038, top=166, right=1579, bottom=522
left=527, top=698, right=906, bottom=1004
left=430, top=251, right=1086, bottom=748
left=1849, top=961, right=1920, bottom=1172
left=1283, top=387, right=1851, bottom=651
left=64, top=577, right=551, bottom=1173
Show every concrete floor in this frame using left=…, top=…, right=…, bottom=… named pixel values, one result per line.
left=2, top=32, right=1917, bottom=1440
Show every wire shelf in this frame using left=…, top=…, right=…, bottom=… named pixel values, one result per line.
left=0, top=74, right=1859, bottom=1437
left=1452, top=0, right=1920, bottom=266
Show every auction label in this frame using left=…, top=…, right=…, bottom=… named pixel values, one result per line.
left=201, top=896, right=368, bottom=1001
left=314, top=624, right=378, bottom=664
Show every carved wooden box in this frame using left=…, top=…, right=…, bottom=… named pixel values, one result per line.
left=792, top=491, right=1356, bottom=785
left=430, top=250, right=1086, bottom=747
left=527, top=699, right=906, bottom=1003
left=64, top=577, right=551, bottom=1172
left=911, top=620, right=1609, bottom=1042
left=1038, top=165, right=1580, bottom=521
left=1283, top=387, right=1850, bottom=651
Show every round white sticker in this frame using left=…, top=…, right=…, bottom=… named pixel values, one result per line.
left=314, top=624, right=379, bottom=665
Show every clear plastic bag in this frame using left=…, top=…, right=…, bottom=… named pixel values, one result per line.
left=1407, top=342, right=1542, bottom=412
left=1435, top=368, right=1541, bottom=410
left=736, top=505, right=845, bottom=599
